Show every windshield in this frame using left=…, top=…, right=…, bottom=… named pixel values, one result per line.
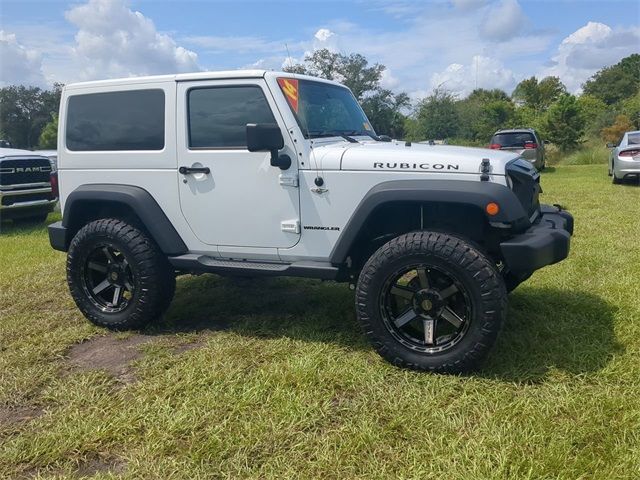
left=277, top=77, right=375, bottom=139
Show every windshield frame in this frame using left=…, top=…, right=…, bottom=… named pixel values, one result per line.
left=276, top=77, right=376, bottom=140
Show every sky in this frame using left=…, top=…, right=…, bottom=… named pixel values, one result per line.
left=1, top=0, right=639, bottom=99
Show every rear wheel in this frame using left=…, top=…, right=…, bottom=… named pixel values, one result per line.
left=67, top=218, right=175, bottom=330
left=355, top=231, right=507, bottom=373
left=612, top=161, right=622, bottom=184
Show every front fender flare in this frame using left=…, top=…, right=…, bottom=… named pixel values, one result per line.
left=329, top=179, right=528, bottom=264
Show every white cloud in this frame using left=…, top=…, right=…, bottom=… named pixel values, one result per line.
left=0, top=30, right=47, bottom=86
left=480, top=0, right=528, bottom=41
left=541, top=22, right=640, bottom=92
left=314, top=28, right=335, bottom=43
left=431, top=55, right=516, bottom=97
left=64, top=0, right=199, bottom=80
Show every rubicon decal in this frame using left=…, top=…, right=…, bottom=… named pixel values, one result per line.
left=373, top=162, right=460, bottom=170
left=277, top=78, right=299, bottom=113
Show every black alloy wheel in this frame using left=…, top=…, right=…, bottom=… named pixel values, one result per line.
left=380, top=264, right=471, bottom=354
left=81, top=244, right=135, bottom=313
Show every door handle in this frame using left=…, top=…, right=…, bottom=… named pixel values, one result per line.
left=179, top=166, right=210, bottom=175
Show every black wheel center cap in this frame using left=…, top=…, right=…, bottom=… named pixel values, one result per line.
left=107, top=265, right=124, bottom=285
left=413, top=289, right=444, bottom=316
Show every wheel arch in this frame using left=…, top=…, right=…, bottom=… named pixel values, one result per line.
left=329, top=179, right=528, bottom=266
left=61, top=184, right=187, bottom=255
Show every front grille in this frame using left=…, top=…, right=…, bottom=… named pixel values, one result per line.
left=0, top=157, right=51, bottom=186
left=1, top=192, right=51, bottom=206
left=506, top=158, right=541, bottom=219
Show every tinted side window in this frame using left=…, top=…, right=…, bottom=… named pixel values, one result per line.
left=188, top=86, right=275, bottom=148
left=66, top=89, right=165, bottom=151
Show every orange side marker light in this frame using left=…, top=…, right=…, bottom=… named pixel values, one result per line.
left=486, top=202, right=500, bottom=216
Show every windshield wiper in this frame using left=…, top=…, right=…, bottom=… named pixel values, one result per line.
left=307, top=130, right=359, bottom=143
left=342, top=130, right=381, bottom=141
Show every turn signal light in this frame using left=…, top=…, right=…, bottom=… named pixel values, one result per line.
left=486, top=202, right=500, bottom=216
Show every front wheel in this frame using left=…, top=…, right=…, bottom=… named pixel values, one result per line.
left=355, top=231, right=507, bottom=373
left=67, top=218, right=175, bottom=330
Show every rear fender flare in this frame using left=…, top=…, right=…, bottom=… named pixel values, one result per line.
left=62, top=184, right=187, bottom=255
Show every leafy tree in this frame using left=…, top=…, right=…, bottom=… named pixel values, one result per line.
left=542, top=94, right=584, bottom=151
left=0, top=83, right=62, bottom=149
left=576, top=94, right=612, bottom=137
left=620, top=90, right=640, bottom=129
left=512, top=76, right=566, bottom=112
left=414, top=88, right=459, bottom=140
left=601, top=115, right=635, bottom=144
left=360, top=90, right=410, bottom=138
left=583, top=54, right=640, bottom=105
left=456, top=89, right=515, bottom=141
left=38, top=114, right=58, bottom=148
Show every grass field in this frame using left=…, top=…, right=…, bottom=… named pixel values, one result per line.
left=1, top=164, right=639, bottom=479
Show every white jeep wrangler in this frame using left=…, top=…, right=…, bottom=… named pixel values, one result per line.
left=49, top=71, right=573, bottom=373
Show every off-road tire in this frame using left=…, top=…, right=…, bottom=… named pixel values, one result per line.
left=355, top=231, right=507, bottom=373
left=67, top=218, right=175, bottom=330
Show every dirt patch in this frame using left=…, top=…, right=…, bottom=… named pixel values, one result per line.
left=170, top=332, right=214, bottom=355
left=75, top=455, right=125, bottom=477
left=0, top=405, right=43, bottom=427
left=67, top=335, right=154, bottom=383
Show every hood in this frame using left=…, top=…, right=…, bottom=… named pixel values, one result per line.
left=0, top=147, right=43, bottom=158
left=311, top=139, right=519, bottom=175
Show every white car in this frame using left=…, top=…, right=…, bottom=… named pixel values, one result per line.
left=48, top=70, right=573, bottom=373
left=608, top=130, right=640, bottom=184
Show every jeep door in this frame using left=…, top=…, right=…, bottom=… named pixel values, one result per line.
left=176, top=79, right=301, bottom=250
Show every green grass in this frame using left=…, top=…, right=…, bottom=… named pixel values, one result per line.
left=1, top=165, right=639, bottom=479
left=546, top=141, right=610, bottom=166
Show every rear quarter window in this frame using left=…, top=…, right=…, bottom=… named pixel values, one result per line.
left=66, top=89, right=165, bottom=151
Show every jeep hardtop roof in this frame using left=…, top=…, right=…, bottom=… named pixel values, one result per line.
left=63, top=70, right=344, bottom=91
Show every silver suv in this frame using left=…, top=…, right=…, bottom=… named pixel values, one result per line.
left=490, top=128, right=546, bottom=170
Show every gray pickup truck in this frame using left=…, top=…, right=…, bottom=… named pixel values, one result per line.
left=0, top=147, right=58, bottom=223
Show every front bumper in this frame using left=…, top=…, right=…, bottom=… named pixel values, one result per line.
left=0, top=182, right=57, bottom=216
left=500, top=204, right=573, bottom=274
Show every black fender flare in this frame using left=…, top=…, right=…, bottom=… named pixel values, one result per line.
left=329, top=179, right=528, bottom=264
left=61, top=184, right=187, bottom=255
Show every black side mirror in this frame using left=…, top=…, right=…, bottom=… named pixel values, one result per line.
left=606, top=142, right=616, bottom=148
left=246, top=123, right=290, bottom=170
left=378, top=135, right=392, bottom=142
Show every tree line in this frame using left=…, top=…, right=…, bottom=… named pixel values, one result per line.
left=1, top=53, right=638, bottom=152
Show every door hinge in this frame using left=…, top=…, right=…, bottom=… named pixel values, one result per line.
left=279, top=173, right=298, bottom=188
left=281, top=219, right=300, bottom=234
